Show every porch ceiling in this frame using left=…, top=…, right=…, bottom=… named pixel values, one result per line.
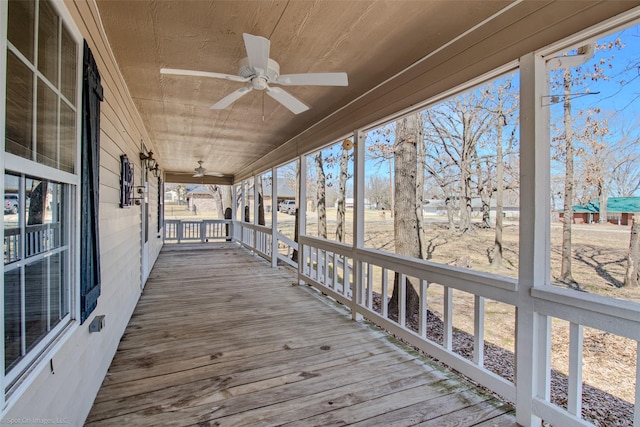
left=95, top=1, right=638, bottom=182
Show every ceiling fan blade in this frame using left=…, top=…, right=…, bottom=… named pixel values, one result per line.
left=210, top=87, right=253, bottom=110
left=266, top=87, right=309, bottom=114
left=161, top=68, right=248, bottom=83
left=276, top=72, right=348, bottom=87
left=243, top=33, right=270, bottom=74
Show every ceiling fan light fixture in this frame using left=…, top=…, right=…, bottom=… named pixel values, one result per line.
left=251, top=76, right=268, bottom=91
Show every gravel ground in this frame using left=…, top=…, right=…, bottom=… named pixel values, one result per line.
left=371, top=293, right=635, bottom=427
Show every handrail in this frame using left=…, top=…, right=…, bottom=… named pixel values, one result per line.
left=163, top=219, right=232, bottom=243
left=295, top=233, right=640, bottom=427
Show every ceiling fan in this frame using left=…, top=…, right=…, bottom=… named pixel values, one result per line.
left=160, top=33, right=348, bottom=114
left=192, top=160, right=223, bottom=177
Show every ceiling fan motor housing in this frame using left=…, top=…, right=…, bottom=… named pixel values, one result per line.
left=238, top=57, right=280, bottom=89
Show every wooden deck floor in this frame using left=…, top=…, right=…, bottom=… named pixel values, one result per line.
left=86, top=243, right=516, bottom=426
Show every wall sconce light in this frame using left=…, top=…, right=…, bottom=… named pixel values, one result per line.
left=139, top=151, right=157, bottom=172
left=151, top=163, right=161, bottom=178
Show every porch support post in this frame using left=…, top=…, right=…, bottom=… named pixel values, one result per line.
left=271, top=167, right=278, bottom=268
left=253, top=174, right=258, bottom=250
left=231, top=184, right=237, bottom=241
left=241, top=181, right=246, bottom=243
left=0, top=0, right=7, bottom=407
left=297, top=156, right=306, bottom=283
left=352, top=130, right=365, bottom=321
left=516, top=51, right=551, bottom=427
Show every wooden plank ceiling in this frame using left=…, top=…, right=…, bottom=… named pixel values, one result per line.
left=95, top=1, right=639, bottom=182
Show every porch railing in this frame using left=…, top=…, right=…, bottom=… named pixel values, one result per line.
left=298, top=235, right=517, bottom=399
left=4, top=224, right=61, bottom=264
left=161, top=216, right=640, bottom=426
left=163, top=219, right=232, bottom=243
left=236, top=222, right=272, bottom=261
left=296, top=235, right=640, bottom=427
left=233, top=221, right=298, bottom=268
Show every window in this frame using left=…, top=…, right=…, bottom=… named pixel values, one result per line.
left=7, top=0, right=77, bottom=172
left=4, top=174, right=71, bottom=382
left=4, top=0, right=79, bottom=389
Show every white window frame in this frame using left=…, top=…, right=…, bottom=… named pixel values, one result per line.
left=1, top=0, right=83, bottom=411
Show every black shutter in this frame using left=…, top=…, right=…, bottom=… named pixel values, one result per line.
left=80, top=41, right=103, bottom=323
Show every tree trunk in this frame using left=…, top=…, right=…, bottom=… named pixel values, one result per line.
left=598, top=182, right=608, bottom=224
left=561, top=69, right=575, bottom=283
left=445, top=194, right=455, bottom=231
left=336, top=147, right=348, bottom=242
left=459, top=160, right=473, bottom=232
left=415, top=119, right=427, bottom=257
left=475, top=157, right=492, bottom=229
left=458, top=114, right=474, bottom=233
left=492, top=116, right=505, bottom=268
left=388, top=114, right=421, bottom=321
left=624, top=213, right=640, bottom=287
left=314, top=152, right=327, bottom=238
left=207, top=185, right=224, bottom=219
left=257, top=179, right=265, bottom=226
left=221, top=185, right=232, bottom=212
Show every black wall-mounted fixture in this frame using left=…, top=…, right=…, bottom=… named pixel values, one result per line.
left=120, top=155, right=134, bottom=208
left=139, top=150, right=156, bottom=170
left=140, top=151, right=161, bottom=177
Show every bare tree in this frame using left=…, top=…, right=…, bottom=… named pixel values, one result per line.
left=560, top=68, right=577, bottom=283
left=221, top=185, right=232, bottom=213
left=206, top=184, right=225, bottom=218
left=367, top=126, right=395, bottom=217
left=423, top=142, right=458, bottom=230
left=551, top=41, right=625, bottom=285
left=486, top=78, right=519, bottom=268
left=388, top=113, right=422, bottom=320
left=314, top=152, right=327, bottom=238
left=611, top=152, right=640, bottom=197
left=624, top=213, right=640, bottom=287
left=366, top=175, right=390, bottom=210
left=336, top=146, right=349, bottom=242
left=424, top=93, right=493, bottom=233
left=415, top=121, right=426, bottom=256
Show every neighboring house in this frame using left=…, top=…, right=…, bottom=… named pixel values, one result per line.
left=164, top=190, right=179, bottom=203
left=560, top=197, right=640, bottom=225
left=186, top=185, right=216, bottom=213
left=333, top=198, right=369, bottom=209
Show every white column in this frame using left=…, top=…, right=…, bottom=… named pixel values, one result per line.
left=0, top=0, right=7, bottom=407
left=352, top=131, right=365, bottom=321
left=231, top=184, right=237, bottom=241
left=297, top=156, right=306, bottom=283
left=253, top=175, right=258, bottom=250
left=271, top=167, right=278, bottom=268
left=516, top=51, right=551, bottom=427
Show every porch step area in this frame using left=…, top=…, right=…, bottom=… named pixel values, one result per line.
left=86, top=243, right=516, bottom=426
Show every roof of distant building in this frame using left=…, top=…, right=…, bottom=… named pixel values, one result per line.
left=572, top=197, right=640, bottom=214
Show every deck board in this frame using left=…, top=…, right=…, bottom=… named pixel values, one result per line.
left=87, top=243, right=516, bottom=426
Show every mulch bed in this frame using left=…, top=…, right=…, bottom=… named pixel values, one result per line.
left=370, top=293, right=635, bottom=426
